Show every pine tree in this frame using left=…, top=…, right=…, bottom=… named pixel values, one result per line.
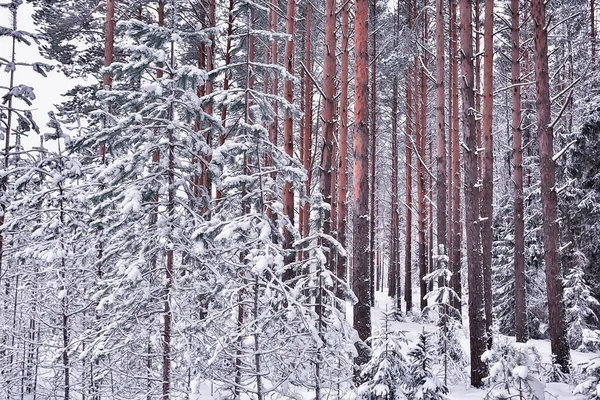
left=406, top=329, right=449, bottom=400
left=356, top=307, right=409, bottom=400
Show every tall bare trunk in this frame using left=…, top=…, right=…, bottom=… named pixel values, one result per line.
left=369, top=0, right=377, bottom=305
left=481, top=0, right=494, bottom=346
left=511, top=0, right=527, bottom=343
left=404, top=0, right=414, bottom=312
left=320, top=0, right=337, bottom=254
left=435, top=0, right=447, bottom=288
left=532, top=0, right=571, bottom=372
left=593, top=0, right=596, bottom=69
left=352, top=0, right=372, bottom=374
left=336, top=0, right=350, bottom=300
left=302, top=0, right=313, bottom=241
left=418, top=0, right=428, bottom=311
left=217, top=0, right=234, bottom=202
left=389, top=2, right=399, bottom=302
left=459, top=0, right=487, bottom=387
left=282, top=0, right=296, bottom=271
left=450, top=0, right=462, bottom=315
left=162, top=10, right=176, bottom=398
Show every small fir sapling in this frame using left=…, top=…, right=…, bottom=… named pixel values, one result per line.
left=482, top=338, right=545, bottom=399
left=355, top=305, right=409, bottom=400
left=563, top=255, right=600, bottom=352
left=574, top=357, right=600, bottom=399
left=405, top=328, right=449, bottom=400
left=423, top=246, right=466, bottom=385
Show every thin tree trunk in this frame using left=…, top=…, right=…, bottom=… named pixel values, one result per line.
left=511, top=0, right=527, bottom=343
left=418, top=1, right=428, bottom=311
left=450, top=0, right=462, bottom=315
left=369, top=0, right=377, bottom=305
left=390, top=69, right=399, bottom=305
left=481, top=0, right=494, bottom=346
left=320, top=0, right=337, bottom=264
left=352, top=0, right=372, bottom=374
left=532, top=0, right=571, bottom=372
left=459, top=0, right=487, bottom=387
left=447, top=0, right=454, bottom=306
left=217, top=0, right=234, bottom=202
left=593, top=0, right=596, bottom=69
left=336, top=0, right=350, bottom=301
left=302, top=0, right=312, bottom=241
left=282, top=0, right=296, bottom=271
left=404, top=0, right=414, bottom=313
left=435, top=0, right=447, bottom=290
left=162, top=14, right=176, bottom=399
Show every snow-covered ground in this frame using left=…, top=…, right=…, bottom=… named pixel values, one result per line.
left=371, top=291, right=598, bottom=400
left=192, top=290, right=597, bottom=399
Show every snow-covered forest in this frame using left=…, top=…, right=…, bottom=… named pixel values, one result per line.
left=1, top=0, right=600, bottom=398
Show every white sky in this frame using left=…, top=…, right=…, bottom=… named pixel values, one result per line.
left=1, top=2, right=86, bottom=150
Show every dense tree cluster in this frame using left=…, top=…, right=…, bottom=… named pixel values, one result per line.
left=1, top=0, right=599, bottom=397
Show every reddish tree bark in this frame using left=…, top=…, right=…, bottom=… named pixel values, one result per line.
left=447, top=0, right=454, bottom=303
left=320, top=0, right=337, bottom=247
left=435, top=0, right=447, bottom=289
left=301, top=0, right=312, bottom=240
left=450, top=0, right=462, bottom=315
left=389, top=5, right=400, bottom=304
left=511, top=0, right=527, bottom=343
left=532, top=0, right=571, bottom=372
left=282, top=0, right=296, bottom=269
left=459, top=0, right=487, bottom=387
left=418, top=0, right=428, bottom=311
left=481, top=0, right=494, bottom=345
left=369, top=0, right=377, bottom=305
left=353, top=0, right=372, bottom=373
left=336, top=0, right=350, bottom=300
left=404, top=16, right=414, bottom=313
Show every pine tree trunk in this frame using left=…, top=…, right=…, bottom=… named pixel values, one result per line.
left=481, top=0, right=494, bottom=346
left=162, top=14, right=176, bottom=398
left=336, top=0, right=349, bottom=301
left=593, top=0, right=596, bottom=69
left=217, top=0, right=234, bottom=202
left=352, top=0, right=372, bottom=374
left=532, top=0, right=571, bottom=372
left=418, top=2, right=428, bottom=310
left=320, top=0, right=337, bottom=257
left=511, top=0, right=527, bottom=344
left=369, top=0, right=377, bottom=306
left=450, top=0, right=462, bottom=316
left=282, top=0, right=296, bottom=271
left=404, top=0, right=415, bottom=311
left=447, top=0, right=454, bottom=304
left=389, top=66, right=399, bottom=303
left=435, top=0, right=447, bottom=289
left=302, top=0, right=313, bottom=241
left=459, top=0, right=487, bottom=387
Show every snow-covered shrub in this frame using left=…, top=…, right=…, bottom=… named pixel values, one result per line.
left=355, top=306, right=409, bottom=400
left=482, top=338, right=545, bottom=399
left=564, top=259, right=600, bottom=352
left=405, top=328, right=449, bottom=400
left=574, top=357, right=600, bottom=399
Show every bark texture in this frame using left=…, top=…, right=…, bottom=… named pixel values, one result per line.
left=352, top=0, right=372, bottom=374
left=459, top=0, right=487, bottom=387
left=481, top=0, right=494, bottom=345
left=511, top=0, right=527, bottom=343
left=532, top=0, right=571, bottom=372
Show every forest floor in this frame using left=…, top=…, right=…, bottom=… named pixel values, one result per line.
left=196, top=292, right=597, bottom=399
left=370, top=291, right=597, bottom=400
